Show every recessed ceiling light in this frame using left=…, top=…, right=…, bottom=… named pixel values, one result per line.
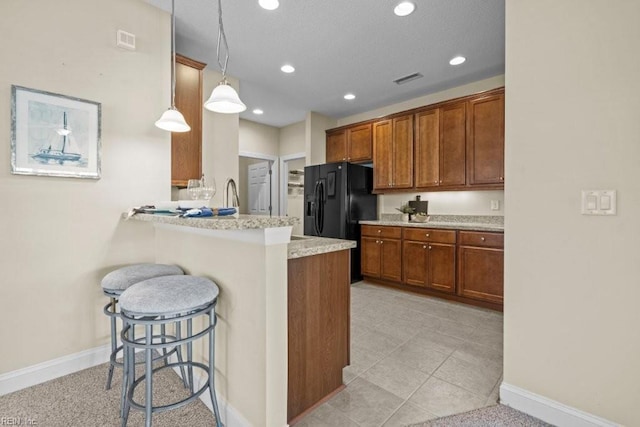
left=253, top=109, right=264, bottom=115
left=394, top=2, right=415, bottom=17
left=258, top=0, right=279, bottom=10
left=281, top=64, right=295, bottom=73
left=449, top=56, right=466, bottom=66
left=344, top=93, right=356, bottom=100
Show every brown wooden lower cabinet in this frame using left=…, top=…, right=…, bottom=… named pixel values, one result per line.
left=363, top=225, right=504, bottom=310
left=402, top=240, right=456, bottom=293
left=287, top=249, right=350, bottom=423
left=360, top=226, right=402, bottom=282
left=457, top=231, right=504, bottom=304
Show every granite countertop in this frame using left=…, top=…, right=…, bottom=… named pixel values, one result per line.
left=361, top=214, right=504, bottom=232
left=126, top=213, right=299, bottom=230
left=288, top=236, right=356, bottom=259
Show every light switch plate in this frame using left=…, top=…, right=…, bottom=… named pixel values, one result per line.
left=491, top=200, right=500, bottom=211
left=581, top=190, right=617, bottom=215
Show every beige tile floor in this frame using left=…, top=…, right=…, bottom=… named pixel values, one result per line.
left=296, top=281, right=504, bottom=427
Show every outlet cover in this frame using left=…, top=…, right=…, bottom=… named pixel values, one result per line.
left=491, top=200, right=500, bottom=211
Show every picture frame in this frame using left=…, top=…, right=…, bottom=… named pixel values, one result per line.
left=11, top=85, right=101, bottom=179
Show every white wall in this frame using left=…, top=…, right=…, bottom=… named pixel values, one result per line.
left=0, top=0, right=168, bottom=374
left=306, top=112, right=336, bottom=166
left=279, top=121, right=305, bottom=157
left=381, top=191, right=504, bottom=216
left=202, top=69, right=240, bottom=208
left=505, top=1, right=640, bottom=425
left=239, top=119, right=279, bottom=157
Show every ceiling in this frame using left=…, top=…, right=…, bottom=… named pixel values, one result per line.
left=147, top=0, right=505, bottom=128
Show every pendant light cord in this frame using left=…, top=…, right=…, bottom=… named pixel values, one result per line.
left=216, top=0, right=230, bottom=80
left=171, top=0, right=177, bottom=108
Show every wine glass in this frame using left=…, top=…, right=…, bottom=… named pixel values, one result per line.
left=187, top=179, right=202, bottom=200
left=200, top=176, right=216, bottom=203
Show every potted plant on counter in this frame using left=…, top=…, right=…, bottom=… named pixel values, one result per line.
left=396, top=204, right=415, bottom=222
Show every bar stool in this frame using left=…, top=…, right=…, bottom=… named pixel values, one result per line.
left=119, top=275, right=222, bottom=427
left=101, top=263, right=184, bottom=390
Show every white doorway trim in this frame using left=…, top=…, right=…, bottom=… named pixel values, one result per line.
left=239, top=151, right=279, bottom=216
left=279, top=152, right=306, bottom=216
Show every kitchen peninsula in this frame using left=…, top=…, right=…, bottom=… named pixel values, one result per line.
left=126, top=213, right=354, bottom=426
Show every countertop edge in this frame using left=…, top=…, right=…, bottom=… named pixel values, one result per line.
left=125, top=213, right=299, bottom=230
left=288, top=238, right=357, bottom=259
left=360, top=220, right=504, bottom=233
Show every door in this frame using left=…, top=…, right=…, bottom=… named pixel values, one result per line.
left=361, top=237, right=381, bottom=277
left=427, top=243, right=456, bottom=293
left=248, top=161, right=271, bottom=215
left=317, top=163, right=346, bottom=238
left=392, top=115, right=414, bottom=188
left=440, top=102, right=466, bottom=186
left=415, top=109, right=440, bottom=188
left=403, top=240, right=427, bottom=287
left=373, top=120, right=393, bottom=190
left=326, top=130, right=347, bottom=163
left=467, top=92, right=505, bottom=185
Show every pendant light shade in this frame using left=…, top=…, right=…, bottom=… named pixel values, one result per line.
left=155, top=108, right=191, bottom=132
left=155, top=0, right=190, bottom=132
left=205, top=0, right=246, bottom=114
left=204, top=80, right=246, bottom=113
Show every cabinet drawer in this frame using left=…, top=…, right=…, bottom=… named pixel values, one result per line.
left=403, top=228, right=456, bottom=244
left=459, top=231, right=503, bottom=248
left=361, top=225, right=402, bottom=239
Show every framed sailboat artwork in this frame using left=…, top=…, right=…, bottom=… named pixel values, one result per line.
left=11, top=85, right=101, bottom=179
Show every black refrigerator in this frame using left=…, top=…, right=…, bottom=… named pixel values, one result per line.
left=304, top=162, right=377, bottom=282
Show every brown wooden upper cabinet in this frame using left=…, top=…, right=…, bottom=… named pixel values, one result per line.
left=373, top=114, right=414, bottom=191
left=171, top=54, right=206, bottom=187
left=414, top=102, right=466, bottom=189
left=466, top=91, right=505, bottom=185
left=325, top=123, right=372, bottom=163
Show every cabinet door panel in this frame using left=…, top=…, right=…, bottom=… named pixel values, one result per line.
left=392, top=115, right=414, bottom=188
left=457, top=246, right=504, bottom=303
left=373, top=120, right=393, bottom=190
left=380, top=239, right=402, bottom=282
left=348, top=124, right=372, bottom=162
left=326, top=130, right=347, bottom=163
left=172, top=55, right=205, bottom=186
left=427, top=243, right=456, bottom=293
left=415, top=109, right=440, bottom=188
left=403, top=241, right=427, bottom=287
left=361, top=237, right=381, bottom=277
left=440, top=102, right=466, bottom=186
left=467, top=93, right=504, bottom=185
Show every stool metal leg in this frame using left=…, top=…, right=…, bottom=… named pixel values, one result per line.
left=208, top=309, right=222, bottom=427
left=121, top=321, right=133, bottom=426
left=145, top=324, right=153, bottom=427
left=106, top=298, right=117, bottom=390
left=175, top=321, right=189, bottom=389
left=160, top=322, right=168, bottom=367
left=187, top=318, right=194, bottom=394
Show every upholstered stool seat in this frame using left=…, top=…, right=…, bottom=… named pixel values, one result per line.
left=119, top=275, right=222, bottom=427
left=101, top=263, right=184, bottom=391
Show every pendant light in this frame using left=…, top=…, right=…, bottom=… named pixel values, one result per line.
left=155, top=0, right=191, bottom=132
left=204, top=0, right=246, bottom=114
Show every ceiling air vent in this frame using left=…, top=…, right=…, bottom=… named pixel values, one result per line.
left=393, top=72, right=423, bottom=85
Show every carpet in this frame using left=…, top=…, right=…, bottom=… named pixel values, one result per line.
left=0, top=360, right=217, bottom=427
left=409, top=404, right=554, bottom=427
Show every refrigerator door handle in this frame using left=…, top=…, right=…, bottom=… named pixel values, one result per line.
left=317, top=180, right=325, bottom=234
left=313, top=180, right=321, bottom=235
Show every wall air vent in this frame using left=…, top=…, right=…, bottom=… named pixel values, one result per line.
left=393, top=72, right=423, bottom=85
left=116, top=30, right=136, bottom=50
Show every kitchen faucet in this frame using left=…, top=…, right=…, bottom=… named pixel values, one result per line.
left=223, top=177, right=240, bottom=208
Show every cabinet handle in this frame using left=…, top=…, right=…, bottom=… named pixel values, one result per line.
left=481, top=237, right=486, bottom=241
left=376, top=240, right=380, bottom=244
left=423, top=245, right=427, bottom=249
left=439, top=180, right=442, bottom=183
left=435, top=181, right=438, bottom=184
left=377, top=229, right=381, bottom=233
left=499, top=176, right=504, bottom=181
left=342, top=157, right=346, bottom=161
left=428, top=246, right=432, bottom=250
left=425, top=233, right=430, bottom=237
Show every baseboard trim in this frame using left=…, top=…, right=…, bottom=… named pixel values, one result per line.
left=170, top=364, right=253, bottom=427
left=0, top=344, right=112, bottom=396
left=500, top=382, right=618, bottom=427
